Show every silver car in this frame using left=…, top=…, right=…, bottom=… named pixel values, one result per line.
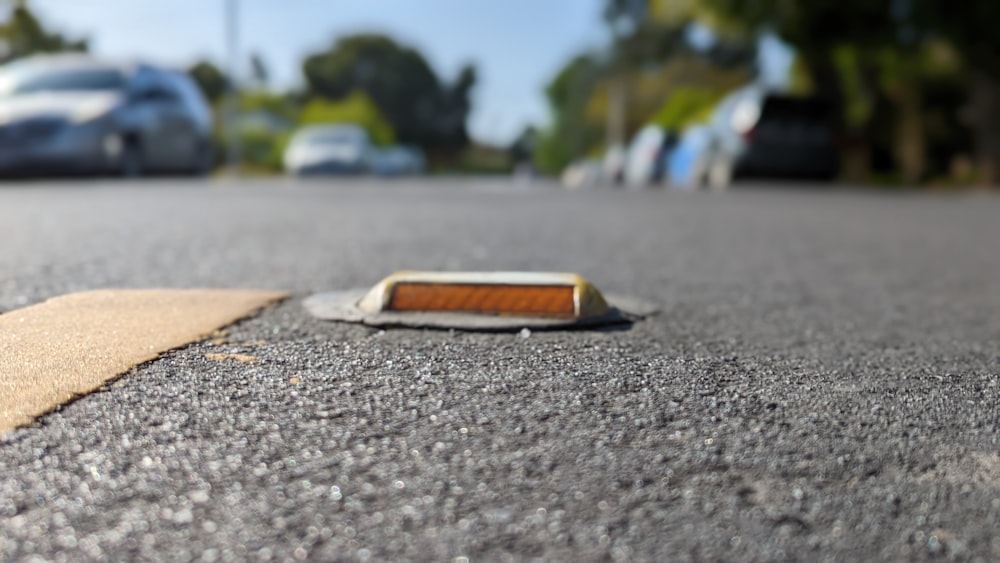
left=0, top=54, right=214, bottom=177
left=283, top=124, right=374, bottom=176
left=623, top=125, right=678, bottom=188
left=370, top=145, right=426, bottom=177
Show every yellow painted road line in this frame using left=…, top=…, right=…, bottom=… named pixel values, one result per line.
left=0, top=289, right=288, bottom=434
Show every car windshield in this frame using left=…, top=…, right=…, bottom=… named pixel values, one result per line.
left=0, top=68, right=126, bottom=97
left=298, top=128, right=364, bottom=146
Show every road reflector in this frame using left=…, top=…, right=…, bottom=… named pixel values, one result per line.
left=305, top=271, right=658, bottom=331
left=358, top=271, right=610, bottom=319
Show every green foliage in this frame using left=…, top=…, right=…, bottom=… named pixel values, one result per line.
left=650, top=86, right=725, bottom=129
left=545, top=54, right=604, bottom=123
left=582, top=55, right=746, bottom=142
left=188, top=61, right=228, bottom=103
left=299, top=91, right=396, bottom=146
left=692, top=0, right=986, bottom=184
left=606, top=0, right=752, bottom=70
left=917, top=1, right=1000, bottom=79
left=697, top=0, right=894, bottom=52
left=240, top=91, right=298, bottom=123
left=531, top=1, right=754, bottom=176
left=787, top=56, right=816, bottom=96
left=694, top=0, right=903, bottom=125
left=225, top=90, right=398, bottom=174
left=0, top=2, right=88, bottom=64
left=302, top=34, right=474, bottom=150
left=533, top=128, right=575, bottom=176
left=240, top=128, right=286, bottom=171
left=831, top=45, right=872, bottom=130
left=534, top=54, right=605, bottom=174
left=206, top=92, right=297, bottom=173
left=212, top=127, right=290, bottom=173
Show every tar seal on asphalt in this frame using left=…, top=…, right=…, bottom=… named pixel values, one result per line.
left=303, top=271, right=658, bottom=332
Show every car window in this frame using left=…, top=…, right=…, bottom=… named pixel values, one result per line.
left=0, top=67, right=126, bottom=97
left=297, top=127, right=368, bottom=146
left=166, top=71, right=212, bottom=124
left=130, top=67, right=178, bottom=101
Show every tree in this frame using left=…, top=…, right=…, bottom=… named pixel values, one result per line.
left=439, top=64, right=476, bottom=148
left=649, top=86, right=725, bottom=129
left=602, top=0, right=685, bottom=147
left=533, top=0, right=753, bottom=175
left=302, top=34, right=475, bottom=150
left=695, top=0, right=943, bottom=183
left=509, top=125, right=538, bottom=166
left=534, top=54, right=606, bottom=174
left=240, top=91, right=298, bottom=123
left=585, top=54, right=748, bottom=134
left=913, top=1, right=1000, bottom=185
left=188, top=61, right=229, bottom=104
left=692, top=1, right=893, bottom=114
left=0, top=0, right=87, bottom=64
left=299, top=91, right=396, bottom=146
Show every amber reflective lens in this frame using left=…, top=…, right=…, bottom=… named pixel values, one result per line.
left=388, top=283, right=576, bottom=317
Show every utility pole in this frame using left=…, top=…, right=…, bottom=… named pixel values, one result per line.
left=606, top=74, right=626, bottom=150
left=224, top=0, right=242, bottom=176
left=605, top=0, right=646, bottom=151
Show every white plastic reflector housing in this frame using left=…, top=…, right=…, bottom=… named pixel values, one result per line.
left=357, top=271, right=610, bottom=320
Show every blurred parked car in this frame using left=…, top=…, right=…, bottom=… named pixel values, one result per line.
left=0, top=54, right=213, bottom=177
left=370, top=145, right=425, bottom=176
left=624, top=124, right=679, bottom=188
left=698, top=84, right=839, bottom=189
left=601, top=144, right=626, bottom=185
left=560, top=158, right=604, bottom=190
left=283, top=124, right=373, bottom=175
left=666, top=125, right=713, bottom=190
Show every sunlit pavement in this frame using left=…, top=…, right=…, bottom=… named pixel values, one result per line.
left=2, top=178, right=999, bottom=560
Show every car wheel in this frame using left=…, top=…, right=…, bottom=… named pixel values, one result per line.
left=119, top=141, right=144, bottom=178
left=189, top=142, right=215, bottom=177
left=687, top=155, right=710, bottom=190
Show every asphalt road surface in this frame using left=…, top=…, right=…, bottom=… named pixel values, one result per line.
left=1, top=178, right=999, bottom=562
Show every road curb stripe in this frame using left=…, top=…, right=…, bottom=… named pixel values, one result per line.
left=0, top=289, right=288, bottom=434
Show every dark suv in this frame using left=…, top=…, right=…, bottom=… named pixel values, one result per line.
left=701, top=85, right=839, bottom=189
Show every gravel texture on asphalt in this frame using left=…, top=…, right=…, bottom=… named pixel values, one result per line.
left=1, top=179, right=999, bottom=561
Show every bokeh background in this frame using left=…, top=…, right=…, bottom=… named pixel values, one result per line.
left=1, top=0, right=998, bottom=187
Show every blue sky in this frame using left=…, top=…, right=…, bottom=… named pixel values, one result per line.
left=30, top=0, right=611, bottom=144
